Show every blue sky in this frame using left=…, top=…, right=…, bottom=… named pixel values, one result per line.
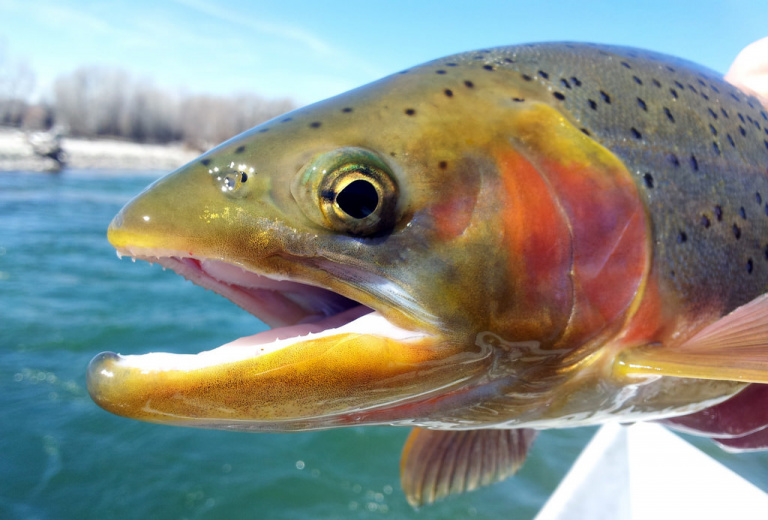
left=1, top=0, right=767, bottom=105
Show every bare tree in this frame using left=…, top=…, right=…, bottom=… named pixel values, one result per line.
left=52, top=66, right=296, bottom=147
left=0, top=41, right=35, bottom=127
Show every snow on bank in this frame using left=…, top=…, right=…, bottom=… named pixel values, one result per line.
left=0, top=128, right=200, bottom=172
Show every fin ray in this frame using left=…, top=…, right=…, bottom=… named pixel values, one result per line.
left=400, top=427, right=536, bottom=507
left=616, top=294, right=768, bottom=383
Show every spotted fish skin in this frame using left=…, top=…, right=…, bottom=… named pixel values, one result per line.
left=432, top=43, right=768, bottom=317
left=89, top=42, right=768, bottom=506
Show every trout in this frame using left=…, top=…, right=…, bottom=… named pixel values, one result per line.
left=87, top=43, right=768, bottom=506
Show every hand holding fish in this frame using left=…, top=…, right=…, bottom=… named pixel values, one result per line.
left=726, top=37, right=768, bottom=102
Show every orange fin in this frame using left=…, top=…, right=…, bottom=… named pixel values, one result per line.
left=399, top=427, right=536, bottom=507
left=616, top=294, right=768, bottom=383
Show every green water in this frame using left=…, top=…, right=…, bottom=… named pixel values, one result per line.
left=2, top=171, right=766, bottom=519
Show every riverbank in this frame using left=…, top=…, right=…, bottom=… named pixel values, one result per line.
left=0, top=128, right=200, bottom=172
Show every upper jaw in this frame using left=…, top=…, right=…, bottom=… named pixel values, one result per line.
left=113, top=246, right=361, bottom=328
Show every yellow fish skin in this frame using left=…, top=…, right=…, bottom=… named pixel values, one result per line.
left=88, top=42, right=768, bottom=505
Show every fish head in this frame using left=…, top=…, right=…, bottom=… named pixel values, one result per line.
left=88, top=66, right=558, bottom=430
left=88, top=55, right=651, bottom=430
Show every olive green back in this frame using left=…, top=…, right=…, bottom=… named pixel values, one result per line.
left=429, top=43, right=768, bottom=313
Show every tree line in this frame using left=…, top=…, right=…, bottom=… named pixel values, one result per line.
left=1, top=60, right=297, bottom=150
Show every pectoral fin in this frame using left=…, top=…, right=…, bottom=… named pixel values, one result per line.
left=399, top=427, right=537, bottom=507
left=615, top=294, right=768, bottom=383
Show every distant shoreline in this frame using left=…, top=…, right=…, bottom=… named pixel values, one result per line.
left=0, top=128, right=200, bottom=172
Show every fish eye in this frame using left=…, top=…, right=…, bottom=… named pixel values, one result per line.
left=336, top=179, right=379, bottom=219
left=292, top=147, right=399, bottom=235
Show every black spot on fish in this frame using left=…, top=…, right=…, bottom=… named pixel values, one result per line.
left=708, top=108, right=718, bottom=119
left=438, top=161, right=448, bottom=170
left=652, top=78, right=661, bottom=87
left=747, top=258, right=754, bottom=274
left=258, top=128, right=269, bottom=133
left=631, top=127, right=642, bottom=139
left=664, top=107, right=675, bottom=123
left=711, top=84, right=720, bottom=94
left=712, top=142, right=721, bottom=156
left=201, top=159, right=211, bottom=167
left=757, top=192, right=763, bottom=205
left=309, top=122, right=322, bottom=129
left=580, top=128, right=591, bottom=136
left=701, top=214, right=711, bottom=228
left=588, top=99, right=598, bottom=110
left=436, top=70, right=447, bottom=75
left=521, top=74, right=532, bottom=81
left=553, top=92, right=565, bottom=101
left=240, top=172, right=248, bottom=183
left=399, top=70, right=410, bottom=75
left=739, top=113, right=746, bottom=123
left=404, top=108, right=416, bottom=116
left=538, top=70, right=550, bottom=79
left=512, top=97, right=525, bottom=102
left=740, top=207, right=747, bottom=220
left=715, top=205, right=723, bottom=221
left=667, top=154, right=680, bottom=167
left=690, top=155, right=699, bottom=171
left=643, top=173, right=654, bottom=188
left=637, top=98, right=647, bottom=111
left=446, top=63, right=458, bottom=67
left=670, top=88, right=679, bottom=99
left=571, top=77, right=582, bottom=87
left=697, top=78, right=707, bottom=87
left=465, top=80, right=475, bottom=88
left=342, top=107, right=353, bottom=113
left=687, top=84, right=698, bottom=94
left=765, top=244, right=768, bottom=260
left=600, top=90, right=611, bottom=104
left=674, top=81, right=684, bottom=89
left=633, top=76, right=643, bottom=85
left=733, top=223, right=742, bottom=239
left=483, top=65, right=495, bottom=71
left=282, top=117, right=293, bottom=122
left=621, top=61, right=631, bottom=69
left=709, top=124, right=718, bottom=136
left=560, top=78, right=572, bottom=89
left=764, top=140, right=768, bottom=151
left=677, top=231, right=688, bottom=244
left=234, top=145, right=245, bottom=154
left=740, top=126, right=747, bottom=136
left=444, top=89, right=453, bottom=97
left=504, top=58, right=515, bottom=64
left=701, top=92, right=710, bottom=101
left=721, top=108, right=729, bottom=118
left=727, top=134, right=735, bottom=147
left=667, top=66, right=677, bottom=73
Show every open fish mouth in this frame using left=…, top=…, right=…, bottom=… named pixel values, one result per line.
left=127, top=253, right=367, bottom=329
left=96, top=250, right=390, bottom=370
left=85, top=244, right=474, bottom=431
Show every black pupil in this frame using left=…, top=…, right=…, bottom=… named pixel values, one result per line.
left=336, top=180, right=379, bottom=219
